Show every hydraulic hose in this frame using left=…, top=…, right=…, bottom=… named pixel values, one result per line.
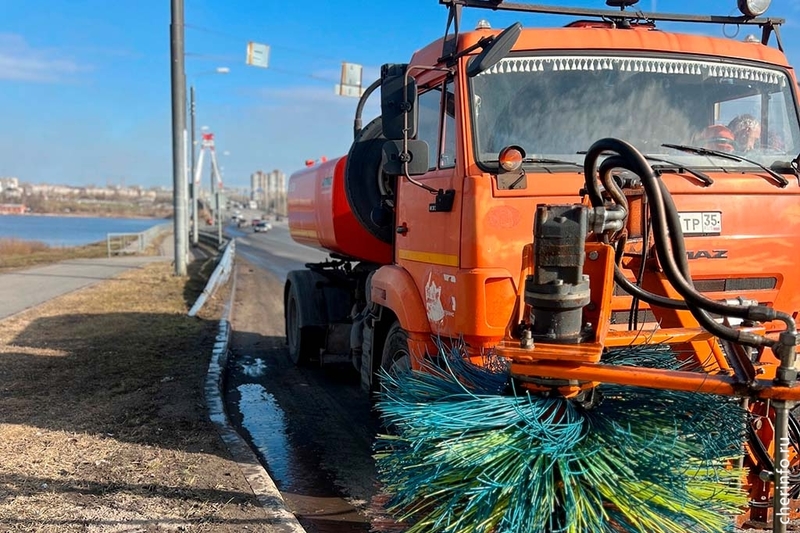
left=613, top=269, right=687, bottom=310
left=589, top=153, right=688, bottom=311
left=597, top=156, right=629, bottom=213
left=586, top=139, right=799, bottom=533
left=353, top=78, right=382, bottom=140
left=598, top=139, right=770, bottom=347
left=584, top=138, right=796, bottom=349
left=657, top=178, right=797, bottom=338
left=655, top=175, right=796, bottom=345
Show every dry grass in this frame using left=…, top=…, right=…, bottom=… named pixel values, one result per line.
left=0, top=238, right=50, bottom=255
left=0, top=230, right=171, bottom=272
left=0, top=261, right=269, bottom=532
left=0, top=238, right=108, bottom=271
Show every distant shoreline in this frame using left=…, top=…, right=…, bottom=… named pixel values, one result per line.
left=0, top=213, right=171, bottom=248
left=5, top=212, right=170, bottom=221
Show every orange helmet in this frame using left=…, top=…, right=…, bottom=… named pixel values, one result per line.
left=697, top=125, right=736, bottom=153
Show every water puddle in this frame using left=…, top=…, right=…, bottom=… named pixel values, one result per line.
left=238, top=357, right=267, bottom=377
left=237, top=383, right=292, bottom=485
left=234, top=382, right=371, bottom=532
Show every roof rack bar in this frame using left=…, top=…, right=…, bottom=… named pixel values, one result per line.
left=439, top=0, right=784, bottom=27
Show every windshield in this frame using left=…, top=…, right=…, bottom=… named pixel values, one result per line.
left=470, top=54, right=800, bottom=170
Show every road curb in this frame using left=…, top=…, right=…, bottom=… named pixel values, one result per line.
left=204, top=262, right=308, bottom=533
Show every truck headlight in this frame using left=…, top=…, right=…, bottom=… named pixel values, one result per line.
left=737, top=0, right=771, bottom=17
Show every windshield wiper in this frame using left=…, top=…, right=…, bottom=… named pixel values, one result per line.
left=644, top=155, right=714, bottom=187
left=662, top=143, right=789, bottom=188
left=523, top=158, right=584, bottom=169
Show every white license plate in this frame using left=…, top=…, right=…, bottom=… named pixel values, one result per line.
left=678, top=211, right=722, bottom=235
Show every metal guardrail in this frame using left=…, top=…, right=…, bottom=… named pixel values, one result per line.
left=188, top=239, right=235, bottom=317
left=107, top=222, right=172, bottom=257
left=197, top=227, right=231, bottom=251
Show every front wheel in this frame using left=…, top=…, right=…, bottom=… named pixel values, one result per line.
left=285, top=284, right=319, bottom=366
left=380, top=322, right=411, bottom=380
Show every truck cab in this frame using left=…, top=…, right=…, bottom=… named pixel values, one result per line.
left=300, top=4, right=800, bottom=377
left=285, top=1, right=800, bottom=525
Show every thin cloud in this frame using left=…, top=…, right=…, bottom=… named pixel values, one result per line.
left=0, top=33, right=90, bottom=83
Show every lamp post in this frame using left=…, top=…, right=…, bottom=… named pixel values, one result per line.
left=170, top=0, right=188, bottom=276
left=189, top=67, right=229, bottom=247
left=216, top=165, right=224, bottom=246
left=214, top=155, right=230, bottom=247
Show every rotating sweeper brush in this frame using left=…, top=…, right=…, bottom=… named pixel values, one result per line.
left=373, top=345, right=747, bottom=533
left=371, top=139, right=800, bottom=533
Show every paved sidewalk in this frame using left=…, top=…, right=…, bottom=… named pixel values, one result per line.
left=0, top=255, right=170, bottom=320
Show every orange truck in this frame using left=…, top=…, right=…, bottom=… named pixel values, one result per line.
left=286, top=0, right=800, bottom=528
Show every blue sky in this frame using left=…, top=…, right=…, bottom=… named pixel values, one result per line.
left=2, top=0, right=800, bottom=191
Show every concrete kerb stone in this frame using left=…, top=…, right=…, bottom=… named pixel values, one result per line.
left=203, top=262, right=308, bottom=533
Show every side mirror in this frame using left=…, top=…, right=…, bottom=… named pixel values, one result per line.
left=382, top=140, right=430, bottom=176
left=381, top=63, right=418, bottom=140
left=466, top=22, right=522, bottom=78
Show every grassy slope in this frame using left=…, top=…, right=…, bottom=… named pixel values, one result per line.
left=0, top=259, right=273, bottom=532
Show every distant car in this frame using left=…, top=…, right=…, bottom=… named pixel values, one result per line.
left=253, top=221, right=272, bottom=233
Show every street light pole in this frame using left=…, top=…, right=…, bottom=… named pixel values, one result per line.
left=170, top=0, right=188, bottom=276
left=211, top=159, right=222, bottom=246
left=188, top=67, right=228, bottom=248
left=216, top=183, right=222, bottom=246
left=190, top=85, right=198, bottom=247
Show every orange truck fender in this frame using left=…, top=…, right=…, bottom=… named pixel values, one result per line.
left=370, top=265, right=431, bottom=335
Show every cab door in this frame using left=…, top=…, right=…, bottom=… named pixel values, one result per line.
left=394, top=77, right=462, bottom=333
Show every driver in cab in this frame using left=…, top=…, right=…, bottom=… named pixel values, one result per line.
left=727, top=114, right=761, bottom=152
left=697, top=114, right=765, bottom=154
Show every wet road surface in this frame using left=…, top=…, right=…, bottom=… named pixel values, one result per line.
left=224, top=222, right=379, bottom=533
left=226, top=222, right=329, bottom=282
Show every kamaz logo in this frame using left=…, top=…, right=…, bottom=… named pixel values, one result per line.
left=687, top=250, right=728, bottom=260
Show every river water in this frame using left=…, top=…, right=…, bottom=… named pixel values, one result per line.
left=0, top=214, right=167, bottom=247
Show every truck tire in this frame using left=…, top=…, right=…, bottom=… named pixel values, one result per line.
left=285, top=284, right=319, bottom=366
left=380, top=321, right=411, bottom=378
left=345, top=117, right=394, bottom=244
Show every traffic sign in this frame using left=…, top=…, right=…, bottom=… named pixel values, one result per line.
left=246, top=42, right=270, bottom=68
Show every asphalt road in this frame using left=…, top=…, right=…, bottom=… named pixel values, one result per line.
left=0, top=256, right=168, bottom=320
left=226, top=219, right=329, bottom=283
left=223, top=219, right=379, bottom=533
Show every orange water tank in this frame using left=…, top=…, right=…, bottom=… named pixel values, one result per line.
left=288, top=156, right=392, bottom=264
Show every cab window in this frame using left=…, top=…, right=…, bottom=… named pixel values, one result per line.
left=416, top=89, right=441, bottom=170
left=440, top=79, right=457, bottom=168
left=416, top=81, right=457, bottom=170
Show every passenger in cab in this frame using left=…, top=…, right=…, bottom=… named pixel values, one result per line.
left=728, top=114, right=761, bottom=152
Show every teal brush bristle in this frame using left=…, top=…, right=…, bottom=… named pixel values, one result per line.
left=373, top=343, right=747, bottom=533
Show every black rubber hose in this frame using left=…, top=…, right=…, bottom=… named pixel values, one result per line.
left=586, top=148, right=688, bottom=311
left=630, top=201, right=650, bottom=330
left=614, top=142, right=771, bottom=346
left=657, top=178, right=796, bottom=338
left=613, top=269, right=687, bottom=310
left=353, top=78, right=381, bottom=139
left=597, top=156, right=630, bottom=212
left=585, top=139, right=779, bottom=348
left=583, top=149, right=606, bottom=207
